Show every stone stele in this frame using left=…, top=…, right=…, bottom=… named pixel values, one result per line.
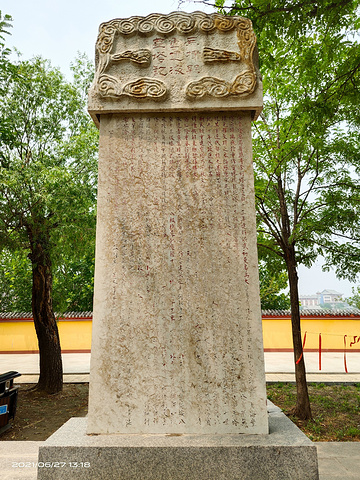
left=87, top=10, right=267, bottom=436
left=38, top=11, right=319, bottom=480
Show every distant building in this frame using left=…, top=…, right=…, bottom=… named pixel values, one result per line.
left=316, top=289, right=344, bottom=307
left=299, top=294, right=320, bottom=308
left=300, top=289, right=346, bottom=309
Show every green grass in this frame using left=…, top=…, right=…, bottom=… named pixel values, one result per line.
left=267, top=383, right=360, bottom=441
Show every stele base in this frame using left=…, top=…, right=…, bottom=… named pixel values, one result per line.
left=37, top=403, right=319, bottom=480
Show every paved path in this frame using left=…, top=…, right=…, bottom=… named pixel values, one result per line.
left=2, top=351, right=360, bottom=384
left=0, top=441, right=40, bottom=480
left=264, top=351, right=360, bottom=383
left=1, top=352, right=360, bottom=478
left=0, top=440, right=359, bottom=479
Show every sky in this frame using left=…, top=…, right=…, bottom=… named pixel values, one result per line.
left=1, top=0, right=213, bottom=78
left=1, top=0, right=357, bottom=298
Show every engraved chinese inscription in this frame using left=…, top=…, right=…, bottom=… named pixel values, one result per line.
left=88, top=112, right=268, bottom=435
left=91, top=12, right=258, bottom=102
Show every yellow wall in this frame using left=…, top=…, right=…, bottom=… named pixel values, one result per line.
left=58, top=320, right=92, bottom=352
left=0, top=321, right=38, bottom=352
left=262, top=317, right=360, bottom=351
left=1, top=316, right=360, bottom=353
left=0, top=319, right=92, bottom=353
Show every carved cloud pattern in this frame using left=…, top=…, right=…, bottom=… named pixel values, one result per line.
left=92, top=11, right=258, bottom=101
left=186, top=71, right=256, bottom=98
left=98, top=75, right=167, bottom=99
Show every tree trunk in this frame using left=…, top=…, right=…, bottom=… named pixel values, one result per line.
left=28, top=227, right=63, bottom=394
left=285, top=245, right=312, bottom=420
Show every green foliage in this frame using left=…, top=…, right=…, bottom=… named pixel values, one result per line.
left=253, top=17, right=360, bottom=273
left=0, top=11, right=17, bottom=112
left=52, top=246, right=95, bottom=313
left=258, top=252, right=290, bottom=310
left=0, top=246, right=95, bottom=313
left=0, top=10, right=12, bottom=57
left=0, top=54, right=98, bottom=313
left=213, top=0, right=358, bottom=35
left=347, top=286, right=360, bottom=308
left=0, top=249, right=32, bottom=311
left=259, top=271, right=290, bottom=310
left=198, top=1, right=360, bottom=280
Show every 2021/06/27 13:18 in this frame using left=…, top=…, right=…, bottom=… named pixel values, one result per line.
left=12, top=462, right=91, bottom=468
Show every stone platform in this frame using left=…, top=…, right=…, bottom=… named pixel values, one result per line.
left=37, top=403, right=318, bottom=480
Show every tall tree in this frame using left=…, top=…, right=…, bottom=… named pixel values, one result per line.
left=258, top=250, right=290, bottom=310
left=0, top=55, right=98, bottom=393
left=0, top=244, right=95, bottom=313
left=186, top=0, right=360, bottom=419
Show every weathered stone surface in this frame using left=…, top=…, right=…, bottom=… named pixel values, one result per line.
left=87, top=111, right=268, bottom=435
left=86, top=11, right=268, bottom=437
left=37, top=404, right=319, bottom=480
left=88, top=11, right=262, bottom=125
